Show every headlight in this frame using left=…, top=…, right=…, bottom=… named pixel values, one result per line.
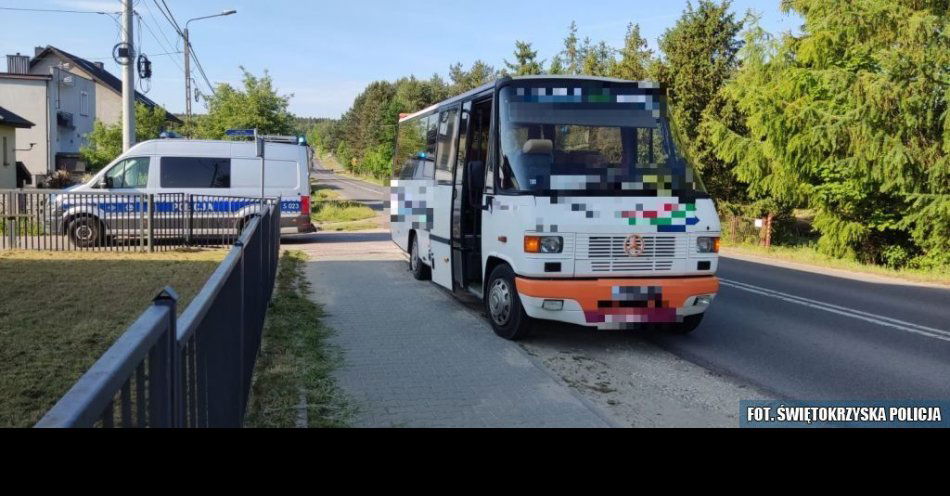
left=524, top=235, right=563, bottom=254
left=697, top=236, right=720, bottom=254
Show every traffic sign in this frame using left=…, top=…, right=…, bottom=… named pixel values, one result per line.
left=225, top=129, right=256, bottom=137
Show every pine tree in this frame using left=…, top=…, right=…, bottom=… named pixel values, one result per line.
left=560, top=21, right=582, bottom=75
left=707, top=1, right=950, bottom=266
left=503, top=41, right=544, bottom=76
left=657, top=0, right=745, bottom=204
left=581, top=39, right=616, bottom=77
left=611, top=23, right=653, bottom=81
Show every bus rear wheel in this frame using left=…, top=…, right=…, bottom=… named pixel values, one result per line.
left=409, top=237, right=431, bottom=281
left=486, top=264, right=533, bottom=341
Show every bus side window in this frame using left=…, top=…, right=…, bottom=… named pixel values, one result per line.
left=419, top=114, right=438, bottom=180
left=435, top=106, right=459, bottom=184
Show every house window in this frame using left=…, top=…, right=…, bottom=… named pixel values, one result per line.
left=80, top=91, right=89, bottom=116
left=2, top=136, right=8, bottom=166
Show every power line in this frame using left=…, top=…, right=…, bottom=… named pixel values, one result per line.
left=142, top=1, right=179, bottom=56
left=151, top=0, right=216, bottom=95
left=134, top=11, right=184, bottom=74
left=0, top=7, right=119, bottom=14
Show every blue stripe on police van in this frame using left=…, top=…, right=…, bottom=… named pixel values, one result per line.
left=62, top=200, right=302, bottom=214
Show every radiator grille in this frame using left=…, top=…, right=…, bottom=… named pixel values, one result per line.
left=579, top=235, right=684, bottom=273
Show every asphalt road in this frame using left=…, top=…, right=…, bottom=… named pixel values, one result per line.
left=649, top=257, right=950, bottom=401
left=311, top=160, right=388, bottom=213
left=309, top=164, right=950, bottom=408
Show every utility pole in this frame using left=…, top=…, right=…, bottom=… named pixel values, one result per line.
left=184, top=27, right=191, bottom=118
left=183, top=10, right=236, bottom=120
left=121, top=0, right=135, bottom=151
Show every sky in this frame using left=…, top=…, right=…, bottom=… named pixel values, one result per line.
left=0, top=0, right=801, bottom=118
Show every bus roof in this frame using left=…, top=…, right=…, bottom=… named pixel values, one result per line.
left=398, top=75, right=662, bottom=123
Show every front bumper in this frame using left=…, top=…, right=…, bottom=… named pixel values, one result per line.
left=516, top=276, right=719, bottom=329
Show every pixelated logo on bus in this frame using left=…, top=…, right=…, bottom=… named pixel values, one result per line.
left=390, top=181, right=433, bottom=230
left=618, top=203, right=699, bottom=233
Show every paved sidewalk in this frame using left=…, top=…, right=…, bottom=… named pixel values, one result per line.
left=302, top=233, right=611, bottom=428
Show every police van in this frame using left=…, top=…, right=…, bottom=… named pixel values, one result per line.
left=59, top=138, right=314, bottom=246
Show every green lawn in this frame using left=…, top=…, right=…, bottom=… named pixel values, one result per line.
left=0, top=249, right=226, bottom=427
left=245, top=251, right=352, bottom=428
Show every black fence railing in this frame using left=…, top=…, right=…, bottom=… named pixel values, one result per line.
left=1, top=189, right=277, bottom=252
left=34, top=203, right=281, bottom=428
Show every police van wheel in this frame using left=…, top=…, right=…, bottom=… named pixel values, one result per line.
left=486, top=264, right=533, bottom=341
left=409, top=237, right=431, bottom=281
left=69, top=217, right=102, bottom=248
left=669, top=314, right=704, bottom=335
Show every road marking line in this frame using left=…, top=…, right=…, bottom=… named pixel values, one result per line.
left=719, top=278, right=950, bottom=342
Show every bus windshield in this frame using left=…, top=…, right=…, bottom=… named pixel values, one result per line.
left=497, top=82, right=706, bottom=198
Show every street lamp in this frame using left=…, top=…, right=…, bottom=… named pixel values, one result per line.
left=184, top=9, right=237, bottom=118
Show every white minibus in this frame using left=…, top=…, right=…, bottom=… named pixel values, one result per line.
left=391, top=76, right=721, bottom=339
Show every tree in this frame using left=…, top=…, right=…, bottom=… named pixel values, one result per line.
left=657, top=0, right=745, bottom=203
left=503, top=41, right=544, bottom=76
left=560, top=21, right=582, bottom=75
left=611, top=23, right=653, bottom=81
left=707, top=1, right=950, bottom=266
left=195, top=67, right=295, bottom=139
left=548, top=55, right=566, bottom=75
left=581, top=39, right=616, bottom=77
left=79, top=102, right=170, bottom=171
left=449, top=60, right=497, bottom=94
left=658, top=0, right=743, bottom=143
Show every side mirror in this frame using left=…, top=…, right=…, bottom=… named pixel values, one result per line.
left=97, top=177, right=114, bottom=189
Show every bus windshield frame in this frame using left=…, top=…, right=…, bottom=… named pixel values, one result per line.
left=494, top=79, right=708, bottom=200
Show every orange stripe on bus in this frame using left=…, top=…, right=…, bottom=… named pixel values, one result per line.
left=515, top=277, right=719, bottom=309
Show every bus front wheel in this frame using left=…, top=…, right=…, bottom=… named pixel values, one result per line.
left=486, top=264, right=533, bottom=341
left=669, top=314, right=704, bottom=335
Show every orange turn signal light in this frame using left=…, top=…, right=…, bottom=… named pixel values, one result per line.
left=524, top=236, right=541, bottom=253
left=714, top=238, right=721, bottom=253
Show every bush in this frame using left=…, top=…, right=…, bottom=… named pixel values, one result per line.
left=40, top=170, right=76, bottom=189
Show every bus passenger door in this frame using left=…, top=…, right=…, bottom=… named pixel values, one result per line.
left=451, top=102, right=470, bottom=291
left=430, top=106, right=459, bottom=291
left=452, top=98, right=491, bottom=292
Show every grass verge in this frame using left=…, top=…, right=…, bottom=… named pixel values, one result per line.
left=312, top=201, right=376, bottom=224
left=0, top=248, right=227, bottom=427
left=722, top=242, right=950, bottom=286
left=245, top=250, right=352, bottom=428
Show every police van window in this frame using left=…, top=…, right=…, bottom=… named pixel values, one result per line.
left=160, top=157, right=231, bottom=188
left=103, top=157, right=150, bottom=189
left=435, top=107, right=459, bottom=183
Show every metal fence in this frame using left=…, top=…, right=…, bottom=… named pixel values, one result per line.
left=34, top=202, right=281, bottom=428
left=1, top=189, right=276, bottom=252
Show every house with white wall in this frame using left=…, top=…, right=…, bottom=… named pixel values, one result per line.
left=0, top=53, right=96, bottom=183
left=30, top=46, right=180, bottom=128
left=0, top=47, right=181, bottom=184
left=0, top=105, right=34, bottom=189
